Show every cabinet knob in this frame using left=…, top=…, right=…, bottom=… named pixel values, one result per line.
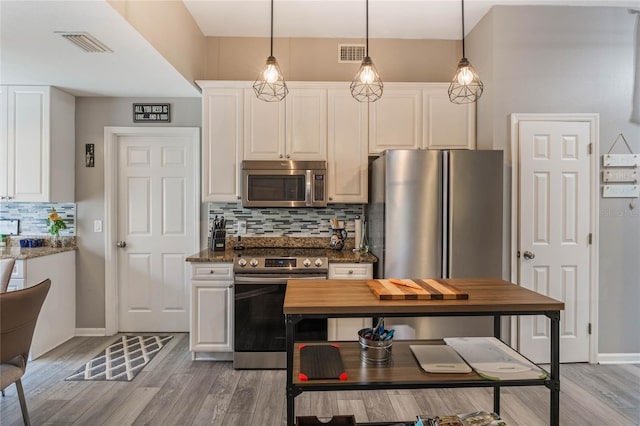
left=209, top=269, right=215, bottom=274
left=279, top=154, right=284, bottom=159
left=329, top=197, right=333, bottom=201
left=348, top=270, right=354, bottom=274
left=286, top=154, right=291, bottom=159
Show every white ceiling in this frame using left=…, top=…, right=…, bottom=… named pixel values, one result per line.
left=1, top=0, right=637, bottom=97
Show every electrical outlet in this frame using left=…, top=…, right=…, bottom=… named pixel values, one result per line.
left=94, top=220, right=103, bottom=233
left=237, top=221, right=247, bottom=235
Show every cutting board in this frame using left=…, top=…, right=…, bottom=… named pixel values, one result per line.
left=367, top=278, right=469, bottom=300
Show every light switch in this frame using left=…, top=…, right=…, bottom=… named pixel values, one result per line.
left=94, top=220, right=103, bottom=232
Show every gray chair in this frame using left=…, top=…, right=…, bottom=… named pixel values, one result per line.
left=0, top=258, right=16, bottom=293
left=0, top=278, right=51, bottom=426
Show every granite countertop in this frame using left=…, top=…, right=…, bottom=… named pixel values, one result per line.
left=186, top=236, right=377, bottom=263
left=0, top=245, right=78, bottom=260
left=185, top=248, right=377, bottom=264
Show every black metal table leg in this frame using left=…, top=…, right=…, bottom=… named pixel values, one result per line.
left=549, top=311, right=560, bottom=426
left=493, top=315, right=501, bottom=414
left=286, top=314, right=295, bottom=426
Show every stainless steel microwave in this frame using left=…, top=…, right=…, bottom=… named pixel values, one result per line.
left=241, top=160, right=327, bottom=208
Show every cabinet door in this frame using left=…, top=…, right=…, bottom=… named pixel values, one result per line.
left=0, top=86, right=7, bottom=199
left=7, top=86, right=50, bottom=201
left=285, top=88, right=327, bottom=160
left=423, top=84, right=476, bottom=150
left=327, top=89, right=368, bottom=203
left=244, top=91, right=286, bottom=160
left=190, top=281, right=233, bottom=352
left=328, top=263, right=373, bottom=341
left=369, top=86, right=422, bottom=154
left=202, top=87, right=243, bottom=202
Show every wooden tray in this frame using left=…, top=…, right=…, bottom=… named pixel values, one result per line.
left=367, top=278, right=469, bottom=300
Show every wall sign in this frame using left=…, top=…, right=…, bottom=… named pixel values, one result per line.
left=133, top=103, right=171, bottom=123
left=602, top=185, right=639, bottom=198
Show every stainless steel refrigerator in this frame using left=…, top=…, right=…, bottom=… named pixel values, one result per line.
left=367, top=149, right=503, bottom=339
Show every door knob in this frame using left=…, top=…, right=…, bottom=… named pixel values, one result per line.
left=116, top=241, right=127, bottom=248
left=523, top=250, right=535, bottom=260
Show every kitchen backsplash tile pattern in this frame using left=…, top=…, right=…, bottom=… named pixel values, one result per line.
left=0, top=203, right=76, bottom=236
left=208, top=203, right=364, bottom=237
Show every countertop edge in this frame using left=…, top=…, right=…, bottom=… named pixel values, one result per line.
left=185, top=249, right=377, bottom=264
left=0, top=246, right=78, bottom=260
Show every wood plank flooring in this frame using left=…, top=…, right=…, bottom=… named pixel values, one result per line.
left=0, top=333, right=638, bottom=425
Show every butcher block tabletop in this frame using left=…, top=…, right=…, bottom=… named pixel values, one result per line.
left=283, top=278, right=564, bottom=315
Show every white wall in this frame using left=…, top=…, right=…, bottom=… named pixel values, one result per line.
left=469, top=6, right=640, bottom=354
left=74, top=97, right=201, bottom=328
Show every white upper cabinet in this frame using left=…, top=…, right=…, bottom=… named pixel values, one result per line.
left=0, top=86, right=8, bottom=199
left=244, top=84, right=326, bottom=161
left=0, top=86, right=75, bottom=202
left=327, top=87, right=368, bottom=203
left=200, top=84, right=243, bottom=202
left=422, top=83, right=476, bottom=150
left=368, top=85, right=422, bottom=154
left=368, top=83, right=476, bottom=155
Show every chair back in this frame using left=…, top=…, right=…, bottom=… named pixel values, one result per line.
left=0, top=279, right=51, bottom=364
left=0, top=258, right=16, bottom=293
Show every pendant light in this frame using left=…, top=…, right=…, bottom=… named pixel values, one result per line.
left=253, top=0, right=288, bottom=102
left=350, top=0, right=383, bottom=102
left=448, top=0, right=483, bottom=104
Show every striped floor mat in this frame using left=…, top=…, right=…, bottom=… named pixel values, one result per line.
left=65, top=335, right=173, bottom=382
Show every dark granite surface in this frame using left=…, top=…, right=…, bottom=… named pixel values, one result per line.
left=186, top=236, right=377, bottom=263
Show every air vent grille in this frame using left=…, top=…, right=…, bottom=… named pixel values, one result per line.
left=58, top=32, right=113, bottom=53
left=338, top=44, right=365, bottom=63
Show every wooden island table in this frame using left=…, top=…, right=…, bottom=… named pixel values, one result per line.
left=284, top=278, right=564, bottom=426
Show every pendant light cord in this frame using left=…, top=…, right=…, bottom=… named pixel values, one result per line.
left=461, top=0, right=466, bottom=58
left=270, top=0, right=274, bottom=56
left=366, top=0, right=369, bottom=56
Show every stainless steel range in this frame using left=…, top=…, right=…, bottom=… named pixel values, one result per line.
left=232, top=249, right=329, bottom=369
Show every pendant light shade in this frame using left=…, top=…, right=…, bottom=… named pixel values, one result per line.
left=254, top=0, right=288, bottom=102
left=351, top=0, right=383, bottom=102
left=448, top=0, right=483, bottom=104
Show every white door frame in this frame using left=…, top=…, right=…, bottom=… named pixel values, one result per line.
left=509, top=113, right=599, bottom=363
left=104, top=127, right=200, bottom=336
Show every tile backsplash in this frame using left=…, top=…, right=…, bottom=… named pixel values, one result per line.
left=207, top=203, right=364, bottom=237
left=0, top=203, right=75, bottom=236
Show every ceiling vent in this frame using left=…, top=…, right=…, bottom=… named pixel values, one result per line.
left=57, top=32, right=113, bottom=53
left=338, top=44, right=365, bottom=63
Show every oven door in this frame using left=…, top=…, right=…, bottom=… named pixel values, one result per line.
left=233, top=275, right=327, bottom=369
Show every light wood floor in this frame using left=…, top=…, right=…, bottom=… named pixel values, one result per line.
left=1, top=333, right=638, bottom=425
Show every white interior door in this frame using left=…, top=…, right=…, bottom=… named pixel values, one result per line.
left=115, top=129, right=198, bottom=332
left=517, top=119, right=592, bottom=363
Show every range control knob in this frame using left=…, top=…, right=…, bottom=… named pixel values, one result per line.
left=302, top=258, right=312, bottom=267
left=249, top=258, right=259, bottom=267
left=237, top=258, right=247, bottom=267
left=314, top=258, right=324, bottom=267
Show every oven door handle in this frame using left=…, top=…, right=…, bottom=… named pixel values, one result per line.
left=234, top=275, right=327, bottom=285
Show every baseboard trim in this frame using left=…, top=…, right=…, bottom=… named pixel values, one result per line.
left=75, top=328, right=107, bottom=337
left=597, top=353, right=640, bottom=364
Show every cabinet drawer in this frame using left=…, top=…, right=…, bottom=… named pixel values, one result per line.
left=191, top=263, right=233, bottom=280
left=11, top=260, right=24, bottom=279
left=7, top=278, right=24, bottom=292
left=328, top=263, right=373, bottom=279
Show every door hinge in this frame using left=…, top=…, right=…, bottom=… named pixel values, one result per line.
left=588, top=143, right=592, bottom=155
left=588, top=323, right=592, bottom=335
left=588, top=233, right=592, bottom=245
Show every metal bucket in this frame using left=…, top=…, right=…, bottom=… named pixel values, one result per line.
left=358, top=328, right=392, bottom=365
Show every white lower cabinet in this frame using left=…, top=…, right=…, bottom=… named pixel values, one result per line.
left=327, top=263, right=373, bottom=341
left=190, top=263, right=233, bottom=360
left=9, top=251, right=76, bottom=359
